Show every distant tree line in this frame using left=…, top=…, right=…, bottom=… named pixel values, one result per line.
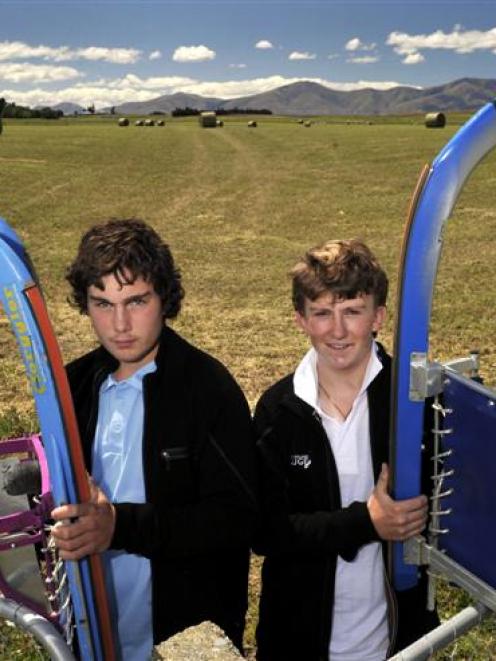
left=171, top=106, right=272, bottom=117
left=0, top=98, right=6, bottom=134
left=171, top=107, right=200, bottom=117
left=216, top=107, right=272, bottom=116
left=2, top=102, right=63, bottom=119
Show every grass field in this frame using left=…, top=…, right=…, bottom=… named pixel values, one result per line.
left=0, top=113, right=495, bottom=658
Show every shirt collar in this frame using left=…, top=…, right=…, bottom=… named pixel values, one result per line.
left=101, top=360, right=157, bottom=393
left=293, top=341, right=383, bottom=409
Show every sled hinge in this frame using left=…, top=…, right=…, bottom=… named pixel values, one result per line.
left=409, top=353, right=443, bottom=401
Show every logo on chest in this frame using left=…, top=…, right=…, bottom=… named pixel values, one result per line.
left=290, top=454, right=312, bottom=469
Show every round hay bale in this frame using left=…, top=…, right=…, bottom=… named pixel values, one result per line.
left=118, top=117, right=129, bottom=127
left=304, top=121, right=312, bottom=127
left=297, top=119, right=304, bottom=124
left=425, top=112, right=446, bottom=128
left=156, top=120, right=165, bottom=126
left=247, top=120, right=257, bottom=128
left=144, top=119, right=155, bottom=126
left=199, top=111, right=217, bottom=128
left=216, top=120, right=224, bottom=127
left=135, top=119, right=144, bottom=126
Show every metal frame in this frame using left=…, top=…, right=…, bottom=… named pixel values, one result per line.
left=390, top=353, right=496, bottom=659
left=0, top=597, right=76, bottom=661
left=404, top=536, right=496, bottom=613
left=390, top=99, right=496, bottom=591
left=0, top=218, right=116, bottom=659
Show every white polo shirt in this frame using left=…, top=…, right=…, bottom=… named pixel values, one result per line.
left=293, top=344, right=389, bottom=661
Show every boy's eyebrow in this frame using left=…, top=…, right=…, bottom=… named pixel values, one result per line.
left=341, top=301, right=367, bottom=308
left=88, top=293, right=110, bottom=303
left=308, top=299, right=367, bottom=311
left=123, top=291, right=152, bottom=302
left=88, top=290, right=153, bottom=304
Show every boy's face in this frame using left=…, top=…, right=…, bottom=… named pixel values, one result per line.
left=87, top=272, right=164, bottom=381
left=295, top=291, right=385, bottom=377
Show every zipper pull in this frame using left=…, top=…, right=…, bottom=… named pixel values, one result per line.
left=161, top=450, right=171, bottom=470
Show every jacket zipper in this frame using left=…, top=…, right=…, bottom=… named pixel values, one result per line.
left=160, top=447, right=189, bottom=470
left=384, top=559, right=399, bottom=657
left=312, top=409, right=340, bottom=658
left=208, top=433, right=257, bottom=507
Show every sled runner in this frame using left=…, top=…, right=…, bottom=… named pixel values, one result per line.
left=0, top=218, right=115, bottom=660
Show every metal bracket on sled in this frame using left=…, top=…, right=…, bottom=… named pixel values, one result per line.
left=444, top=350, right=480, bottom=378
left=387, top=536, right=496, bottom=660
left=409, top=352, right=480, bottom=402
left=409, top=353, right=443, bottom=401
left=404, top=536, right=496, bottom=612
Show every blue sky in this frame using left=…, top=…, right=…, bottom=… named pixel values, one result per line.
left=1, top=0, right=495, bottom=108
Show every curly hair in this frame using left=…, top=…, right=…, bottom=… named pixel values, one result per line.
left=291, top=239, right=388, bottom=313
left=66, top=218, right=184, bottom=319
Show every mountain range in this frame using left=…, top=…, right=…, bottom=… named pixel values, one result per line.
left=56, top=77, right=496, bottom=117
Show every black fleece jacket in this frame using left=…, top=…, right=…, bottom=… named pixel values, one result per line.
left=253, top=344, right=438, bottom=661
left=66, top=326, right=257, bottom=649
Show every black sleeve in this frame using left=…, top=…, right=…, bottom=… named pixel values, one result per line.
left=253, top=395, right=273, bottom=439
left=253, top=411, right=379, bottom=559
left=110, top=381, right=257, bottom=559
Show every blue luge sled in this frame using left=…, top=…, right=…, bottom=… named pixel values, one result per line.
left=0, top=218, right=115, bottom=659
left=439, top=372, right=496, bottom=589
left=390, top=101, right=496, bottom=590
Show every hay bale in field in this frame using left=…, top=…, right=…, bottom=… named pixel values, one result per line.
left=425, top=112, right=446, bottom=128
left=304, top=121, right=312, bottom=127
left=216, top=120, right=224, bottom=127
left=247, top=120, right=257, bottom=128
left=199, top=111, right=217, bottom=128
left=144, top=119, right=155, bottom=126
left=297, top=119, right=304, bottom=124
left=118, top=117, right=129, bottom=127
left=135, top=119, right=144, bottom=126
left=156, top=120, right=165, bottom=126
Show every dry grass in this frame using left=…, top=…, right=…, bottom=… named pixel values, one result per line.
left=0, top=114, right=495, bottom=657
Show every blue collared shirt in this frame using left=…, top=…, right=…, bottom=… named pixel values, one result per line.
left=92, top=360, right=156, bottom=661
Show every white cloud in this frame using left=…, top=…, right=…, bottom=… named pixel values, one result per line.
left=75, top=47, right=140, bottom=64
left=289, top=51, right=316, bottom=61
left=0, top=86, right=160, bottom=109
left=0, top=40, right=141, bottom=63
left=345, top=37, right=376, bottom=52
left=345, top=38, right=361, bottom=51
left=347, top=56, right=379, bottom=64
left=327, top=53, right=339, bottom=60
left=0, top=41, right=70, bottom=61
left=149, top=50, right=162, bottom=61
left=88, top=74, right=198, bottom=91
left=172, top=45, right=215, bottom=63
left=0, top=75, right=418, bottom=109
left=229, top=63, right=247, bottom=69
left=403, top=52, right=425, bottom=65
left=0, top=62, right=82, bottom=83
left=387, top=26, right=496, bottom=64
left=255, top=40, right=273, bottom=49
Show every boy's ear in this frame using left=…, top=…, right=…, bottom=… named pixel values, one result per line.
left=294, top=310, right=308, bottom=334
left=372, top=305, right=386, bottom=334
